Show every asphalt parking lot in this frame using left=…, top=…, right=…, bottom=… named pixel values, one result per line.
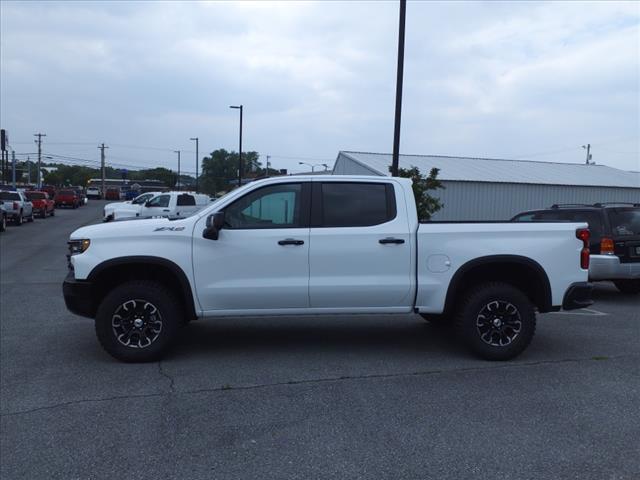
left=1, top=200, right=638, bottom=480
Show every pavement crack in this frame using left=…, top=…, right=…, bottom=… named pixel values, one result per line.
left=158, top=361, right=176, bottom=393
left=2, top=353, right=635, bottom=417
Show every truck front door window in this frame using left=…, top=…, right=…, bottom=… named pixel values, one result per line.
left=146, top=195, right=170, bottom=208
left=225, top=184, right=302, bottom=229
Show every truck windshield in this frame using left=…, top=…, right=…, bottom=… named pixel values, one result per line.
left=609, top=209, right=640, bottom=236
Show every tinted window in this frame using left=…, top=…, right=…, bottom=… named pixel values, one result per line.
left=225, top=183, right=303, bottom=229
left=58, top=190, right=75, bottom=196
left=0, top=192, right=20, bottom=200
left=26, top=192, right=45, bottom=200
left=320, top=183, right=395, bottom=227
left=177, top=194, right=196, bottom=206
left=146, top=195, right=170, bottom=208
left=569, top=211, right=603, bottom=239
left=609, top=209, right=640, bottom=236
left=132, top=193, right=154, bottom=205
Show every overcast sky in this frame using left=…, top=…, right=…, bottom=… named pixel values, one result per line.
left=1, top=0, right=638, bottom=175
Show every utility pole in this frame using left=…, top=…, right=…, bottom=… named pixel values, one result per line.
left=34, top=132, right=46, bottom=188
left=391, top=0, right=406, bottom=177
left=174, top=150, right=181, bottom=190
left=266, top=155, right=271, bottom=177
left=27, top=156, right=31, bottom=184
left=190, top=137, right=199, bottom=192
left=582, top=144, right=592, bottom=165
left=230, top=105, right=243, bottom=186
left=99, top=143, right=108, bottom=198
left=11, top=150, right=16, bottom=188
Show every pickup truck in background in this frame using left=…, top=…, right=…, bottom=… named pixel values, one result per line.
left=26, top=191, right=55, bottom=218
left=103, top=191, right=161, bottom=221
left=105, top=191, right=211, bottom=222
left=63, top=175, right=593, bottom=363
left=55, top=189, right=80, bottom=209
left=0, top=190, right=34, bottom=225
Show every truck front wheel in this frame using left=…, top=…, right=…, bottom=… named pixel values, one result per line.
left=95, top=281, right=183, bottom=362
left=454, top=282, right=536, bottom=361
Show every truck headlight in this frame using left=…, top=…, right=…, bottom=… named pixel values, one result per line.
left=68, top=239, right=91, bottom=255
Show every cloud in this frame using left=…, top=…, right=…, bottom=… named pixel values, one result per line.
left=1, top=0, right=638, bottom=172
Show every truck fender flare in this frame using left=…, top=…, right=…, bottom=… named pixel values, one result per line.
left=87, top=256, right=197, bottom=320
left=443, top=255, right=553, bottom=314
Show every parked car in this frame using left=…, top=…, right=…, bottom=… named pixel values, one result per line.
left=54, top=189, right=80, bottom=209
left=107, top=191, right=210, bottom=221
left=0, top=201, right=7, bottom=232
left=103, top=192, right=161, bottom=221
left=86, top=187, right=102, bottom=199
left=105, top=187, right=123, bottom=201
left=64, top=175, right=592, bottom=362
left=41, top=185, right=57, bottom=198
left=26, top=191, right=55, bottom=218
left=72, top=188, right=87, bottom=206
left=0, top=190, right=34, bottom=225
left=512, top=203, right=640, bottom=293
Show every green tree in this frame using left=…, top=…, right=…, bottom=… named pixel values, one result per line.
left=199, top=149, right=261, bottom=195
left=393, top=166, right=444, bottom=221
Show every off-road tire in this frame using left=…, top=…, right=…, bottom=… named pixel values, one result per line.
left=613, top=279, right=640, bottom=294
left=27, top=213, right=34, bottom=222
left=0, top=214, right=6, bottom=232
left=454, top=282, right=536, bottom=361
left=95, top=281, right=183, bottom=362
left=15, top=211, right=23, bottom=226
left=50, top=209, right=55, bottom=216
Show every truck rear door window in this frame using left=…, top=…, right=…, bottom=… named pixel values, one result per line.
left=319, top=183, right=396, bottom=227
left=177, top=194, right=196, bottom=206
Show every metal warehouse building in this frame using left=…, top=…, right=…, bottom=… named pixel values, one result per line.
left=333, top=151, right=640, bottom=221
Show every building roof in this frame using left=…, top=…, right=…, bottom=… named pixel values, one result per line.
left=337, top=151, right=640, bottom=188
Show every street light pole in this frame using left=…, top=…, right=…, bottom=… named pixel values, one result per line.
left=230, top=105, right=243, bottom=186
left=299, top=161, right=328, bottom=173
left=391, top=0, right=406, bottom=177
left=174, top=150, right=181, bottom=190
left=190, top=137, right=199, bottom=192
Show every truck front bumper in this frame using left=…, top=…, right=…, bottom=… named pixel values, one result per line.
left=589, top=255, right=640, bottom=281
left=62, top=271, right=95, bottom=318
left=562, top=282, right=593, bottom=310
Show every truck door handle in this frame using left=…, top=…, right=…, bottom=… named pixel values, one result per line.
left=278, top=239, right=304, bottom=246
left=379, top=237, right=405, bottom=245
left=162, top=209, right=170, bottom=212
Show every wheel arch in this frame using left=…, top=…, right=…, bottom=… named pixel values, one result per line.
left=87, top=256, right=197, bottom=320
left=443, top=255, right=553, bottom=315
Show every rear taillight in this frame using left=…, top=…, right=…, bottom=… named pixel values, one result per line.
left=13, top=202, right=19, bottom=210
left=576, top=228, right=590, bottom=269
left=600, top=237, right=614, bottom=255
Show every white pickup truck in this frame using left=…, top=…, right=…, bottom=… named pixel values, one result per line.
left=64, top=175, right=593, bottom=362
left=104, top=191, right=211, bottom=222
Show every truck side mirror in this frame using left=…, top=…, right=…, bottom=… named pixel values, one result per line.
left=203, top=211, right=225, bottom=240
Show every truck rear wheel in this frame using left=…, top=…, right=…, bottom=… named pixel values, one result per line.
left=613, top=280, right=640, bottom=294
left=454, top=282, right=536, bottom=361
left=95, top=281, right=183, bottom=362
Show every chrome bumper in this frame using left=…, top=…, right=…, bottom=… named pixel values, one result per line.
left=589, top=255, right=640, bottom=281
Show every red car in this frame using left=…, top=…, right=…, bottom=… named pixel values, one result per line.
left=54, top=189, right=80, bottom=209
left=41, top=185, right=57, bottom=198
left=26, top=191, right=55, bottom=218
